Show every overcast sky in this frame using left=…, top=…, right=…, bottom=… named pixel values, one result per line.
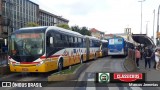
left=31, top=0, right=160, bottom=38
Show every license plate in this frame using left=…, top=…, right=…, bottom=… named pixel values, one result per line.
left=22, top=68, right=28, bottom=71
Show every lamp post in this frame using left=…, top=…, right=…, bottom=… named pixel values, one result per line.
left=146, top=21, right=149, bottom=36
left=138, top=0, right=145, bottom=34
left=157, top=5, right=160, bottom=46
left=153, top=9, right=155, bottom=41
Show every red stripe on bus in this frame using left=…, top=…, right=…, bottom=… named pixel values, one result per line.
left=40, top=55, right=61, bottom=59
left=20, top=62, right=40, bottom=64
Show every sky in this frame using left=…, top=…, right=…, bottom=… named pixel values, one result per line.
left=31, top=0, right=160, bottom=38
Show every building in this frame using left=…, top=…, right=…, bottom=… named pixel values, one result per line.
left=0, top=0, right=69, bottom=53
left=0, top=0, right=39, bottom=36
left=39, top=9, right=69, bottom=26
left=90, top=28, right=105, bottom=39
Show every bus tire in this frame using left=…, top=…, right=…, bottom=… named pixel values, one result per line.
left=94, top=53, right=97, bottom=60
left=58, top=59, right=63, bottom=71
left=80, top=55, right=83, bottom=64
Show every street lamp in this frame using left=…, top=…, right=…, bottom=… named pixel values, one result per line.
left=153, top=9, right=155, bottom=41
left=157, top=5, right=160, bottom=46
left=138, top=0, right=145, bottom=34
left=146, top=21, right=149, bottom=36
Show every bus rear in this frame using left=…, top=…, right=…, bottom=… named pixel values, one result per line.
left=108, top=38, right=125, bottom=56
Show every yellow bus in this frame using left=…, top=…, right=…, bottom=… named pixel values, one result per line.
left=8, top=26, right=101, bottom=72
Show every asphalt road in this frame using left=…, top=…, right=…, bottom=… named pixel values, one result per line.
left=0, top=56, right=160, bottom=90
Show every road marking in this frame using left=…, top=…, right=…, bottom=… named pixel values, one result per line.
left=86, top=78, right=96, bottom=90
left=130, top=87, right=142, bottom=90
left=108, top=87, right=119, bottom=90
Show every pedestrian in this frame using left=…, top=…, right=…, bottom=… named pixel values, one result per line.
left=135, top=47, right=141, bottom=68
left=155, top=49, right=160, bottom=70
left=144, top=47, right=152, bottom=70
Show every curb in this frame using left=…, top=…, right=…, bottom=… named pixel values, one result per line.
left=48, top=63, right=89, bottom=81
left=123, top=58, right=137, bottom=72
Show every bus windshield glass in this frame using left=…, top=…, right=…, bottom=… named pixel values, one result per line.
left=9, top=32, right=44, bottom=56
left=109, top=38, right=123, bottom=45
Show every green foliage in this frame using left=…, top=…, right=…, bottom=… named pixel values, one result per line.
left=26, top=22, right=39, bottom=27
left=80, top=27, right=91, bottom=36
left=71, top=25, right=80, bottom=32
left=71, top=26, right=91, bottom=36
left=57, top=24, right=71, bottom=30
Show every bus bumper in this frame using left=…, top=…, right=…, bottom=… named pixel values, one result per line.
left=9, top=61, right=58, bottom=72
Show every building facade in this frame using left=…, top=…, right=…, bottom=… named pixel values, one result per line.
left=0, top=0, right=39, bottom=36
left=39, top=9, right=69, bottom=26
left=90, top=28, right=105, bottom=39
left=0, top=0, right=69, bottom=53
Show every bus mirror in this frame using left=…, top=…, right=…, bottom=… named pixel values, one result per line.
left=50, top=37, right=53, bottom=44
left=4, top=39, right=7, bottom=46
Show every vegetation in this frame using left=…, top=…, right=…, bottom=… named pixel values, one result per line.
left=52, top=64, right=81, bottom=75
left=56, top=24, right=91, bottom=36
left=26, top=22, right=39, bottom=27
left=80, top=26, right=91, bottom=36
left=57, top=24, right=71, bottom=30
left=71, top=26, right=91, bottom=36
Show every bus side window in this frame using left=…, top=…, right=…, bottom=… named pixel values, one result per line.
left=46, top=36, right=50, bottom=46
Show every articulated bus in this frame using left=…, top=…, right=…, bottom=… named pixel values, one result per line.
left=108, top=37, right=134, bottom=56
left=8, top=26, right=101, bottom=72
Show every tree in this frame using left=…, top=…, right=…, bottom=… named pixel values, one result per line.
left=80, top=27, right=91, bottom=36
left=57, top=24, right=71, bottom=30
left=71, top=26, right=91, bottom=36
left=26, top=22, right=39, bottom=27
left=71, top=26, right=80, bottom=33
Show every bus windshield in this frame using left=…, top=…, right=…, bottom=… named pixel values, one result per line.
left=109, top=38, right=123, bottom=45
left=9, top=32, right=44, bottom=56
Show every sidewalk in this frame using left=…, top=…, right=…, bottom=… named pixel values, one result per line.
left=137, top=59, right=160, bottom=81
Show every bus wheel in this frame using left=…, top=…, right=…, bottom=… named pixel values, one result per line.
left=94, top=54, right=97, bottom=60
left=80, top=55, right=83, bottom=64
left=58, top=60, right=63, bottom=71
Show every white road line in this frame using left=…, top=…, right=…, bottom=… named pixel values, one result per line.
left=130, top=87, right=142, bottom=90
left=86, top=78, right=96, bottom=90
left=108, top=87, right=119, bottom=90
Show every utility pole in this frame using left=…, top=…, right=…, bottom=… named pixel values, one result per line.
left=138, top=0, right=145, bottom=34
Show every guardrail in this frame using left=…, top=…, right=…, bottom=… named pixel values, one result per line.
left=0, top=53, right=8, bottom=66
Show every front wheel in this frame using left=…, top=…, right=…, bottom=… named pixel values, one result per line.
left=58, top=61, right=63, bottom=71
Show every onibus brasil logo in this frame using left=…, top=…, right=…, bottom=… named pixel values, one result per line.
left=98, top=73, right=110, bottom=83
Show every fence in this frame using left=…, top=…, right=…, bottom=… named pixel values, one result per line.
left=0, top=53, right=8, bottom=66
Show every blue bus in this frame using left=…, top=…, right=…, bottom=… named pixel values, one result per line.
left=108, top=37, right=134, bottom=56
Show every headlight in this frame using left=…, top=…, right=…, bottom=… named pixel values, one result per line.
left=36, top=61, right=44, bottom=66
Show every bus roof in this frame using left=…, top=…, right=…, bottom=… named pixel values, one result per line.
left=19, top=26, right=48, bottom=30
left=19, top=26, right=83, bottom=37
left=47, top=26, right=83, bottom=36
left=84, top=35, right=100, bottom=40
left=101, top=40, right=108, bottom=42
